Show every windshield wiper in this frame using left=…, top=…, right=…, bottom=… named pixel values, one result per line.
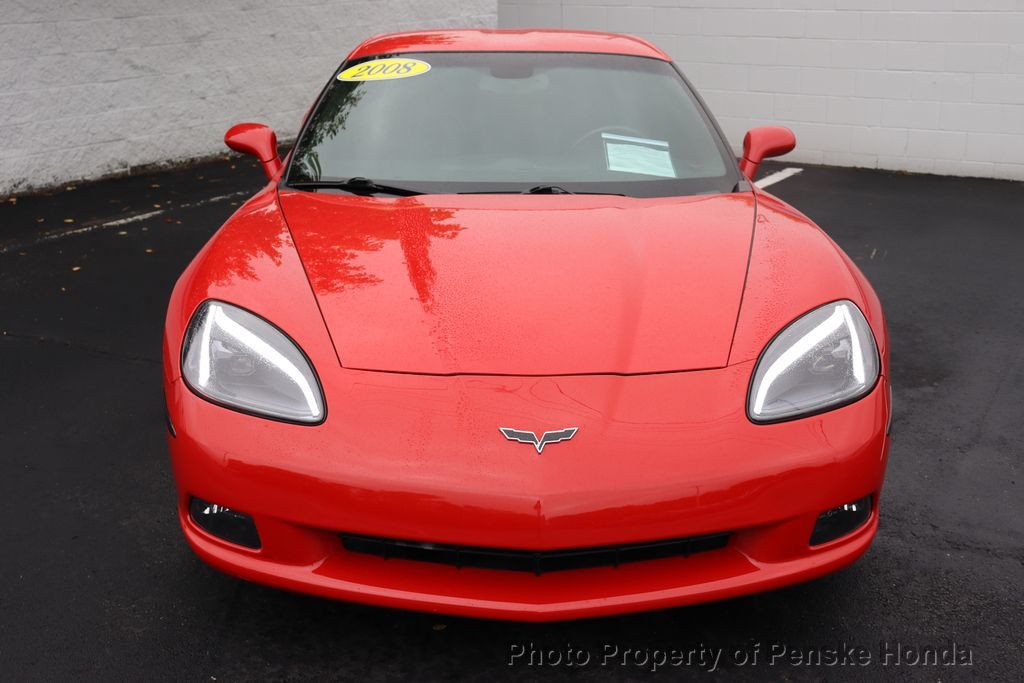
left=525, top=184, right=573, bottom=194
left=288, top=177, right=423, bottom=197
left=523, top=185, right=626, bottom=196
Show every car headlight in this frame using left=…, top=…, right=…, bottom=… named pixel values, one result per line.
left=181, top=301, right=325, bottom=423
left=748, top=300, right=879, bottom=423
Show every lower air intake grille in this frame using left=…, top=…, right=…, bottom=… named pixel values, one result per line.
left=340, top=531, right=731, bottom=574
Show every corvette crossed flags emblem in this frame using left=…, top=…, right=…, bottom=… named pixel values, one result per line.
left=499, top=427, right=578, bottom=454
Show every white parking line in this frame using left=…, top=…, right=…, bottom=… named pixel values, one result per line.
left=755, top=167, right=803, bottom=189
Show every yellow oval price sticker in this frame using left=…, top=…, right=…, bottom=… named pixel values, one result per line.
left=337, top=58, right=431, bottom=82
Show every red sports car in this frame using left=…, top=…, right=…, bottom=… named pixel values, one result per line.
left=164, top=29, right=890, bottom=620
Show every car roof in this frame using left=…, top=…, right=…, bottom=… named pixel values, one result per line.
left=347, top=29, right=671, bottom=62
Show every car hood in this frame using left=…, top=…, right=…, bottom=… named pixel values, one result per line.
left=278, top=190, right=756, bottom=375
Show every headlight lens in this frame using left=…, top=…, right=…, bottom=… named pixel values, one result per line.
left=748, top=300, right=879, bottom=422
left=182, top=301, right=325, bottom=423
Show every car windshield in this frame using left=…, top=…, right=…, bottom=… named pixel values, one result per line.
left=287, top=52, right=739, bottom=197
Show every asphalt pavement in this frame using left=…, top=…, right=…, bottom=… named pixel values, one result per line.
left=1, top=158, right=1021, bottom=680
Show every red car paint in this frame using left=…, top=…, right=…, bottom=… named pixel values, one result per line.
left=164, top=30, right=890, bottom=621
left=346, top=28, right=672, bottom=62
left=739, top=126, right=796, bottom=179
left=224, top=123, right=283, bottom=179
left=276, top=191, right=756, bottom=375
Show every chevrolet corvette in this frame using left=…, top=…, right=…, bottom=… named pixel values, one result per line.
left=163, top=29, right=891, bottom=620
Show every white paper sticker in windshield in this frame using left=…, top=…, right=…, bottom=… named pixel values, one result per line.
left=602, top=133, right=677, bottom=178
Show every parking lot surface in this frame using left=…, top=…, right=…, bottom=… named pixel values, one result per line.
left=1, top=159, right=1021, bottom=680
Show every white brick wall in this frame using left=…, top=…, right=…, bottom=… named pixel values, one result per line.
left=499, top=0, right=1024, bottom=180
left=0, top=0, right=497, bottom=195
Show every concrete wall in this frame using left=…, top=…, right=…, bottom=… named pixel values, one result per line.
left=499, top=0, right=1024, bottom=181
left=0, top=0, right=497, bottom=195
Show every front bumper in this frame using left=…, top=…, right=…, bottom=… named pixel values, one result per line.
left=166, top=362, right=890, bottom=621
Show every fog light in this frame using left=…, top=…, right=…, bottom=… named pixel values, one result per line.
left=189, top=497, right=260, bottom=549
left=810, top=495, right=871, bottom=546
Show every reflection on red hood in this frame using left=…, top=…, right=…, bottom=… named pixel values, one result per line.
left=278, top=191, right=755, bottom=375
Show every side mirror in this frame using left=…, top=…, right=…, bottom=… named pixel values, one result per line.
left=739, top=126, right=796, bottom=180
left=224, top=123, right=283, bottom=181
